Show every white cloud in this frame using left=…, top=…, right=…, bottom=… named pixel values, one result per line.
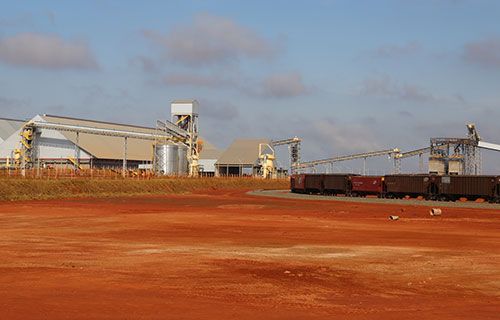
left=199, top=99, right=239, bottom=121
left=359, top=75, right=435, bottom=102
left=463, top=37, right=500, bottom=68
left=268, top=116, right=385, bottom=163
left=259, top=72, right=309, bottom=98
left=162, top=70, right=309, bottom=99
left=143, top=13, right=278, bottom=67
left=0, top=33, right=98, bottom=70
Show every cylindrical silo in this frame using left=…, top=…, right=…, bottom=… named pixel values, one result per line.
left=154, top=144, right=166, bottom=175
left=177, top=144, right=188, bottom=176
left=154, top=143, right=179, bottom=175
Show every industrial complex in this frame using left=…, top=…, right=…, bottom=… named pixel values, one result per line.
left=0, top=100, right=300, bottom=178
left=1, top=100, right=499, bottom=180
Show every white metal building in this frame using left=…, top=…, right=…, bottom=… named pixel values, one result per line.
left=0, top=118, right=25, bottom=145
left=199, top=141, right=222, bottom=176
left=0, top=114, right=221, bottom=170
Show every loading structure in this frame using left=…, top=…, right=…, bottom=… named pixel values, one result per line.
left=393, top=144, right=450, bottom=174
left=429, top=123, right=500, bottom=175
left=17, top=100, right=201, bottom=177
left=271, top=137, right=301, bottom=174
left=170, top=100, right=200, bottom=176
left=255, top=137, right=302, bottom=178
left=393, top=124, right=500, bottom=175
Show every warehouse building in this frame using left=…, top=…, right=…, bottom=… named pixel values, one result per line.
left=215, top=138, right=270, bottom=176
left=0, top=114, right=156, bottom=168
left=0, top=114, right=220, bottom=171
left=0, top=118, right=25, bottom=145
left=199, top=141, right=222, bottom=176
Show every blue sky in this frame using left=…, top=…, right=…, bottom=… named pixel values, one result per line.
left=1, top=0, right=500, bottom=172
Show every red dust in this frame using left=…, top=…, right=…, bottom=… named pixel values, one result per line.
left=0, top=189, right=499, bottom=319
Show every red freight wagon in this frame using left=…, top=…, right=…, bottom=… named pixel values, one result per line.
left=291, top=174, right=323, bottom=194
left=290, top=174, right=306, bottom=193
left=351, top=176, right=384, bottom=197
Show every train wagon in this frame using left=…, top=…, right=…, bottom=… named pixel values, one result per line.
left=351, top=176, right=384, bottom=197
left=290, top=174, right=305, bottom=193
left=291, top=174, right=323, bottom=194
left=437, top=175, right=497, bottom=201
left=384, top=174, right=433, bottom=199
left=304, top=174, right=323, bottom=194
left=323, top=174, right=353, bottom=195
left=495, top=176, right=500, bottom=203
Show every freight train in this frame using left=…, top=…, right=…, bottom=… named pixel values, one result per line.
left=290, top=174, right=500, bottom=203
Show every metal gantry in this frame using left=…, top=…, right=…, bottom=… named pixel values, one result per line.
left=170, top=100, right=200, bottom=176
left=429, top=138, right=478, bottom=175
left=464, top=123, right=500, bottom=174
left=20, top=120, right=183, bottom=176
left=296, top=148, right=400, bottom=174
left=426, top=124, right=500, bottom=175
left=271, top=137, right=301, bottom=174
left=393, top=147, right=430, bottom=174
left=393, top=144, right=453, bottom=174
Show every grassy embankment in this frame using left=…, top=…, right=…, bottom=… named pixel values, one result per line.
left=0, top=177, right=289, bottom=201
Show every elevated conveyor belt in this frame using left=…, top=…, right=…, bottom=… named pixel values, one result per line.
left=296, top=148, right=400, bottom=169
left=29, top=121, right=182, bottom=142
left=478, top=141, right=500, bottom=152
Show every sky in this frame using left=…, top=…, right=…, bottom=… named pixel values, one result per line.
left=1, top=0, right=500, bottom=173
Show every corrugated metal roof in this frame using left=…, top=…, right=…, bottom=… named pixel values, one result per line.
left=41, top=115, right=157, bottom=161
left=199, top=140, right=222, bottom=160
left=0, top=118, right=25, bottom=141
left=215, top=138, right=270, bottom=165
left=38, top=115, right=217, bottom=161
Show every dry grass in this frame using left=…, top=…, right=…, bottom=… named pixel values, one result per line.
left=0, top=177, right=289, bottom=201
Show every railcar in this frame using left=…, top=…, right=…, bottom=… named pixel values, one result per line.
left=435, top=175, right=497, bottom=202
left=495, top=176, right=500, bottom=203
left=384, top=174, right=434, bottom=199
left=290, top=174, right=304, bottom=193
left=350, top=176, right=384, bottom=197
left=323, top=174, right=353, bottom=195
left=290, top=174, right=323, bottom=194
left=291, top=173, right=500, bottom=203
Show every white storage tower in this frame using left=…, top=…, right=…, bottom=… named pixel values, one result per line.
left=171, top=100, right=200, bottom=176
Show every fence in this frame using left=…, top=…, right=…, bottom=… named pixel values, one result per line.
left=0, top=168, right=156, bottom=180
left=0, top=168, right=274, bottom=180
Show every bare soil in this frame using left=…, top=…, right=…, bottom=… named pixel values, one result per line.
left=0, top=189, right=499, bottom=319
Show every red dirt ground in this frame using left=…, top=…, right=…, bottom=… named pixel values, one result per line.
left=0, top=189, right=499, bottom=319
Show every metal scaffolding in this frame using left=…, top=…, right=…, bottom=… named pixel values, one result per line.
left=393, top=147, right=430, bottom=174
left=271, top=137, right=301, bottom=174
left=20, top=120, right=181, bottom=177
left=296, top=148, right=400, bottom=174
left=393, top=145, right=449, bottom=174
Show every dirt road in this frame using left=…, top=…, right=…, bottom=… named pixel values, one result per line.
left=1, top=189, right=499, bottom=319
